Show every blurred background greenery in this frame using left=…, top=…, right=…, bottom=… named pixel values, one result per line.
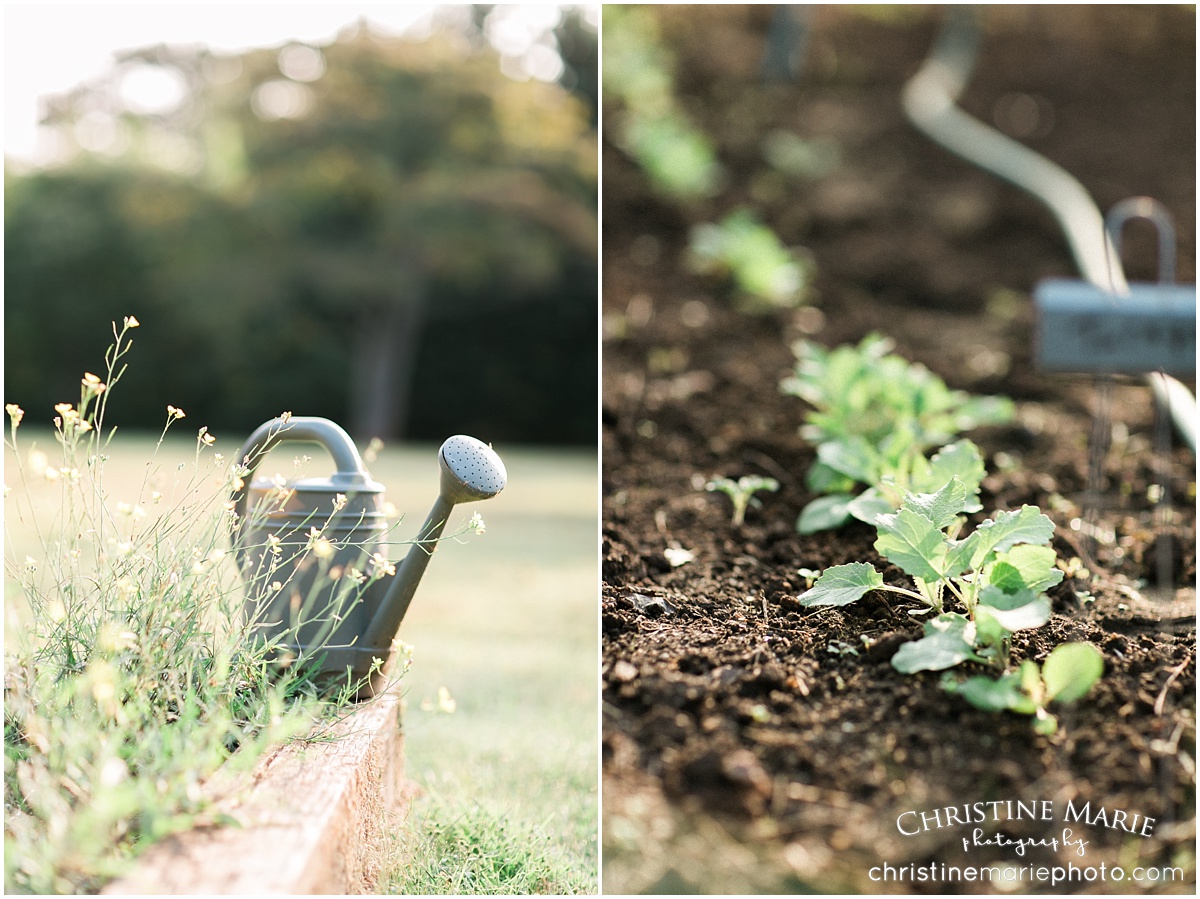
left=4, top=5, right=598, bottom=445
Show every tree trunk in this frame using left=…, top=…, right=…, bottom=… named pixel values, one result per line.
left=350, top=291, right=427, bottom=441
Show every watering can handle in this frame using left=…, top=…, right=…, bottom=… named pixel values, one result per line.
left=230, top=416, right=372, bottom=543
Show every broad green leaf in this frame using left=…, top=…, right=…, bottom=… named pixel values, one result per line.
left=926, top=611, right=974, bottom=639
left=797, top=494, right=854, bottom=534
left=951, top=672, right=1037, bottom=714
left=874, top=507, right=947, bottom=582
left=977, top=588, right=1051, bottom=632
left=892, top=631, right=979, bottom=673
left=953, top=395, right=1016, bottom=431
left=798, top=562, right=884, bottom=607
left=1042, top=642, right=1104, bottom=705
left=904, top=477, right=970, bottom=530
left=804, top=461, right=856, bottom=495
left=816, top=437, right=879, bottom=486
left=987, top=544, right=1064, bottom=594
left=917, top=439, right=986, bottom=510
left=949, top=505, right=1055, bottom=572
left=973, top=609, right=1008, bottom=656
left=846, top=489, right=895, bottom=527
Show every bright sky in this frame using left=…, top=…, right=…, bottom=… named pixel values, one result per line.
left=3, top=3, right=590, bottom=165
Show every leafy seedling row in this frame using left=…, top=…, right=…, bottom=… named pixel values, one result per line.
left=781, top=338, right=1103, bottom=733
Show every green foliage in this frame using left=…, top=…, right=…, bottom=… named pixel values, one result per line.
left=602, top=5, right=722, bottom=201
left=2, top=321, right=370, bottom=892
left=797, top=440, right=1102, bottom=732
left=5, top=24, right=597, bottom=442
left=705, top=474, right=780, bottom=526
left=688, top=210, right=812, bottom=311
left=944, top=643, right=1104, bottom=734
left=799, top=446, right=1062, bottom=672
left=781, top=334, right=1013, bottom=533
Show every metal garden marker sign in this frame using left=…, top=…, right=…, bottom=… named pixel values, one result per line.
left=1035, top=198, right=1195, bottom=378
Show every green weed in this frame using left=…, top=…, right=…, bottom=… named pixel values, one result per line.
left=3, top=319, right=355, bottom=892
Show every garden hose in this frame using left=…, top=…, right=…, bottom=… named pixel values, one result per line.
left=902, top=6, right=1196, bottom=451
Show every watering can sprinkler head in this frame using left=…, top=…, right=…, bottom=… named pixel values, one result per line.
left=438, top=434, right=507, bottom=504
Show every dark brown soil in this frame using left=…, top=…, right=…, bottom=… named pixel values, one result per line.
left=601, top=7, right=1195, bottom=894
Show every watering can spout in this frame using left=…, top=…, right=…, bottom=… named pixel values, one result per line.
left=360, top=435, right=507, bottom=650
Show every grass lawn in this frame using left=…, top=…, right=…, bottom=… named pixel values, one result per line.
left=4, top=429, right=598, bottom=894
left=368, top=444, right=599, bottom=895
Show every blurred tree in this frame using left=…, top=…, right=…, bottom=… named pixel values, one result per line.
left=7, top=16, right=596, bottom=442
left=230, top=31, right=596, bottom=438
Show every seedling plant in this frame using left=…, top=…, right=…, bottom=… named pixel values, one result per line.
left=944, top=642, right=1104, bottom=735
left=688, top=210, right=812, bottom=311
left=797, top=436, right=1103, bottom=729
left=800, top=439, right=1061, bottom=665
left=602, top=5, right=722, bottom=202
left=705, top=474, right=780, bottom=526
left=780, top=334, right=1013, bottom=533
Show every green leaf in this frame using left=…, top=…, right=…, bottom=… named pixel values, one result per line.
left=892, top=631, right=979, bottom=673
left=797, top=494, right=854, bottom=534
left=816, top=437, right=879, bottom=486
left=987, top=544, right=1064, bottom=594
left=798, top=562, right=884, bottom=607
left=1042, top=643, right=1104, bottom=705
left=804, top=461, right=856, bottom=495
left=905, top=477, right=971, bottom=530
left=949, top=505, right=1056, bottom=572
left=891, top=614, right=979, bottom=673
left=1019, top=659, right=1043, bottom=697
left=977, top=588, right=1052, bottom=632
left=874, top=507, right=947, bottom=582
left=846, top=488, right=895, bottom=527
left=953, top=395, right=1016, bottom=431
left=914, top=439, right=986, bottom=509
left=951, top=671, right=1037, bottom=714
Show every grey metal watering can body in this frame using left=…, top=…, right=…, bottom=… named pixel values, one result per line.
left=232, top=416, right=505, bottom=696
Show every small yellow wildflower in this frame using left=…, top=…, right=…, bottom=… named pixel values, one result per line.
left=81, top=372, right=106, bottom=394
left=333, top=493, right=348, bottom=511
left=198, top=426, right=216, bottom=446
left=5, top=404, right=24, bottom=425
left=167, top=405, right=186, bottom=420
left=312, top=537, right=334, bottom=559
left=371, top=552, right=396, bottom=577
left=124, top=315, right=140, bottom=328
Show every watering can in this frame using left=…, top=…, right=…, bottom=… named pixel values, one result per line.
left=231, top=416, right=506, bottom=697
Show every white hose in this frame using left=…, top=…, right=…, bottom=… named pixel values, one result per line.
left=902, top=7, right=1195, bottom=450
